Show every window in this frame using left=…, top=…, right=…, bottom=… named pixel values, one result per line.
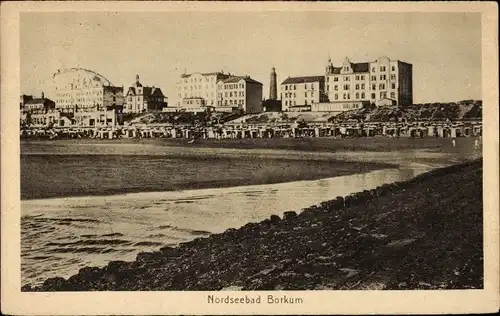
left=371, top=75, right=376, bottom=81
left=344, top=76, right=349, bottom=81
left=380, top=66, right=386, bottom=71
left=285, top=86, right=288, bottom=90
left=361, top=75, right=365, bottom=80
left=361, top=92, right=365, bottom=99
left=371, top=93, right=376, bottom=99
left=356, top=93, right=359, bottom=99
left=372, top=67, right=375, bottom=72
left=334, top=85, right=338, bottom=91
left=305, top=92, right=308, bottom=97
left=294, top=85, right=296, bottom=90
left=305, top=100, right=308, bottom=105
left=390, top=92, right=395, bottom=98
left=391, top=66, right=395, bottom=71
left=335, top=94, right=338, bottom=100
left=380, top=92, right=386, bottom=99
left=372, top=84, right=376, bottom=90
left=311, top=91, right=314, bottom=97
left=361, top=83, right=365, bottom=89
left=285, top=101, right=288, bottom=106
left=380, top=75, right=386, bottom=80
left=294, top=93, right=296, bottom=97
left=392, top=83, right=396, bottom=89
left=379, top=83, right=385, bottom=90
left=347, top=93, right=350, bottom=100
left=390, top=74, right=396, bottom=80
left=326, top=85, right=329, bottom=91
left=355, top=84, right=359, bottom=90
left=327, top=77, right=330, bottom=82
left=305, top=84, right=308, bottom=89
left=334, top=77, right=338, bottom=82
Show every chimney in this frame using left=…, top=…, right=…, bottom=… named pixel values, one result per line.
left=41, top=92, right=44, bottom=99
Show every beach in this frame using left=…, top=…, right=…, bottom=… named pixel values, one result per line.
left=25, top=159, right=483, bottom=291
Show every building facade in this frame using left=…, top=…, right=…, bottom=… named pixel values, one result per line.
left=53, top=68, right=124, bottom=114
left=280, top=76, right=327, bottom=111
left=216, top=76, right=263, bottom=114
left=176, top=71, right=231, bottom=108
left=124, top=75, right=167, bottom=113
left=22, top=92, right=55, bottom=114
left=324, top=56, right=413, bottom=108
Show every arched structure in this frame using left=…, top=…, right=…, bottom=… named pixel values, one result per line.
left=52, top=68, right=124, bottom=114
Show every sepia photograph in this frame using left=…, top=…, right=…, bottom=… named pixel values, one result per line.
left=1, top=1, right=498, bottom=315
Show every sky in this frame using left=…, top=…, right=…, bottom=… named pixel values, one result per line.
left=21, top=11, right=482, bottom=104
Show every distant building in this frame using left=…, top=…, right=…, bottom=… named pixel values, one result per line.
left=176, top=71, right=231, bottom=108
left=269, top=67, right=277, bottom=100
left=216, top=76, right=263, bottom=114
left=124, top=74, right=167, bottom=113
left=20, top=94, right=33, bottom=109
left=22, top=92, right=55, bottom=114
left=280, top=76, right=327, bottom=111
left=53, top=68, right=124, bottom=114
left=324, top=56, right=413, bottom=108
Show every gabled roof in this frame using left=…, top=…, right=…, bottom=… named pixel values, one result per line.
left=281, top=76, right=324, bottom=85
left=127, top=86, right=165, bottom=97
left=220, top=76, right=262, bottom=85
left=26, top=98, right=54, bottom=105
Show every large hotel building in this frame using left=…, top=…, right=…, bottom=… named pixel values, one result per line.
left=53, top=68, right=124, bottom=114
left=176, top=71, right=263, bottom=113
left=281, top=56, right=413, bottom=112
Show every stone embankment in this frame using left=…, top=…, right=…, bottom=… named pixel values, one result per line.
left=25, top=160, right=483, bottom=291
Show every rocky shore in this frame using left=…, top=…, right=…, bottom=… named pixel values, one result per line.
left=24, top=159, right=483, bottom=291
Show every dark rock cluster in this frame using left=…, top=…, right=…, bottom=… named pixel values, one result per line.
left=24, top=159, right=483, bottom=291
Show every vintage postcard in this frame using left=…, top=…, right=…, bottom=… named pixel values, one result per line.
left=1, top=1, right=499, bottom=315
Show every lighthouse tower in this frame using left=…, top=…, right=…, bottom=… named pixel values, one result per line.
left=269, top=67, right=277, bottom=100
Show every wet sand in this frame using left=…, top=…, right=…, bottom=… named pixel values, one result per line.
left=26, top=159, right=483, bottom=291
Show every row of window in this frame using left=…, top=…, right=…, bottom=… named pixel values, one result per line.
left=372, top=65, right=396, bottom=72
left=284, top=83, right=318, bottom=90
left=222, top=91, right=244, bottom=98
left=331, top=91, right=396, bottom=101
left=326, top=82, right=397, bottom=91
left=183, top=76, right=216, bottom=84
left=182, top=92, right=215, bottom=98
left=220, top=83, right=245, bottom=89
left=218, top=99, right=244, bottom=106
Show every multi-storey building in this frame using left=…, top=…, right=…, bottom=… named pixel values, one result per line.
left=124, top=74, right=167, bottom=113
left=176, top=71, right=231, bottom=108
left=216, top=76, right=263, bottom=113
left=53, top=68, right=124, bottom=114
left=324, top=56, right=413, bottom=109
left=20, top=94, right=33, bottom=110
left=280, top=76, right=327, bottom=111
left=22, top=92, right=55, bottom=114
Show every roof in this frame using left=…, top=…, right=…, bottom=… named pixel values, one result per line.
left=181, top=72, right=231, bottom=78
left=351, top=62, right=369, bottom=73
left=104, top=86, right=123, bottom=93
left=25, top=98, right=54, bottom=105
left=281, top=76, right=324, bottom=85
left=127, top=86, right=165, bottom=97
left=221, top=76, right=263, bottom=85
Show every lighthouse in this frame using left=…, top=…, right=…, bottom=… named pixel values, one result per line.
left=269, top=67, right=277, bottom=100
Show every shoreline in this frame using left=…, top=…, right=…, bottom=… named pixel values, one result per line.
left=24, top=159, right=483, bottom=291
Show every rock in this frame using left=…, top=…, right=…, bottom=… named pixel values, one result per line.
left=283, top=211, right=297, bottom=220
left=42, top=277, right=67, bottom=290
left=106, top=260, right=129, bottom=272
left=269, top=214, right=281, bottom=222
left=159, top=246, right=182, bottom=257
